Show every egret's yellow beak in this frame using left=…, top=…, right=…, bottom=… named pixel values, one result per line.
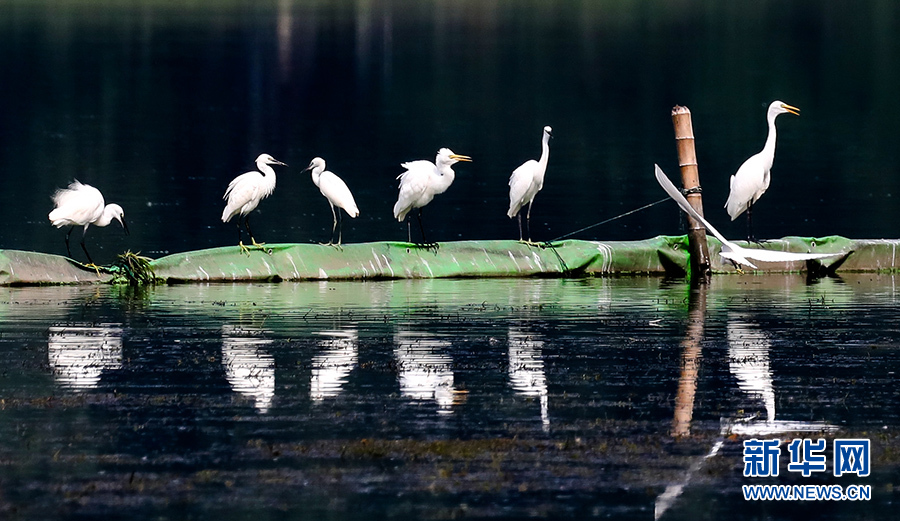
left=450, top=154, right=472, bottom=162
left=782, top=103, right=800, bottom=116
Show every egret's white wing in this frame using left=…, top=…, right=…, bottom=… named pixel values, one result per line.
left=222, top=172, right=263, bottom=222
left=724, top=153, right=768, bottom=220
left=509, top=160, right=537, bottom=187
left=393, top=168, right=431, bottom=221
left=741, top=248, right=839, bottom=263
left=654, top=164, right=731, bottom=246
left=223, top=171, right=259, bottom=199
left=319, top=171, right=359, bottom=217
left=49, top=181, right=105, bottom=228
left=52, top=180, right=101, bottom=207
left=399, top=160, right=435, bottom=173
left=508, top=160, right=537, bottom=217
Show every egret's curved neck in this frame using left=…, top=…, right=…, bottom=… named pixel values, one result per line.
left=310, top=166, right=324, bottom=187
left=257, top=161, right=277, bottom=179
left=536, top=132, right=551, bottom=180
left=761, top=113, right=779, bottom=165
left=95, top=206, right=117, bottom=227
left=432, top=162, right=456, bottom=194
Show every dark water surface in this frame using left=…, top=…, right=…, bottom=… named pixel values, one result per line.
left=1, top=276, right=899, bottom=519
left=2, top=1, right=900, bottom=263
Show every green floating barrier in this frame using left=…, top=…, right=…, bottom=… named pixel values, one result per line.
left=0, top=250, right=108, bottom=285
left=150, top=237, right=689, bottom=282
left=0, top=236, right=890, bottom=285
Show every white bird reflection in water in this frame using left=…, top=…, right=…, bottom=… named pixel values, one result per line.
left=48, top=324, right=123, bottom=391
left=728, top=317, right=776, bottom=422
left=725, top=316, right=836, bottom=436
left=310, top=328, right=358, bottom=401
left=508, top=328, right=549, bottom=430
left=393, top=331, right=462, bottom=414
left=221, top=326, right=275, bottom=413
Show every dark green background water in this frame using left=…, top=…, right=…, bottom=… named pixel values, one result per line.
left=2, top=1, right=899, bottom=261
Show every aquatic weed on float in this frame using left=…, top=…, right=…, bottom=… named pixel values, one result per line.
left=109, top=251, right=160, bottom=286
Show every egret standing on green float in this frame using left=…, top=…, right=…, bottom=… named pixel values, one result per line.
left=656, top=164, right=838, bottom=270
left=393, top=148, right=472, bottom=245
left=508, top=125, right=552, bottom=244
left=48, top=180, right=128, bottom=266
left=221, top=153, right=288, bottom=254
left=724, top=101, right=800, bottom=242
left=304, top=157, right=359, bottom=247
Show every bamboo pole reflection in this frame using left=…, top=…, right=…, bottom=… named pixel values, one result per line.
left=221, top=325, right=275, bottom=413
left=310, top=328, right=359, bottom=401
left=508, top=328, right=549, bottom=431
left=48, top=323, right=123, bottom=390
left=671, top=285, right=706, bottom=437
left=657, top=284, right=711, bottom=520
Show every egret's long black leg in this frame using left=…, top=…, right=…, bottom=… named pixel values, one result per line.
left=80, top=233, right=95, bottom=266
left=245, top=215, right=265, bottom=248
left=328, top=204, right=337, bottom=246
left=517, top=213, right=524, bottom=242
left=336, top=207, right=343, bottom=247
left=416, top=208, right=428, bottom=245
left=746, top=202, right=753, bottom=243
left=235, top=217, right=250, bottom=254
left=245, top=215, right=254, bottom=244
left=746, top=202, right=765, bottom=243
left=235, top=215, right=255, bottom=254
left=65, top=227, right=75, bottom=258
left=526, top=201, right=534, bottom=243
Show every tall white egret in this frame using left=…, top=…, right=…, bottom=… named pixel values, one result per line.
left=724, top=101, right=800, bottom=242
left=304, top=157, right=359, bottom=246
left=655, top=164, right=840, bottom=270
left=393, top=148, right=472, bottom=244
left=48, top=180, right=128, bottom=266
left=221, top=153, right=288, bottom=253
left=508, top=125, right=552, bottom=243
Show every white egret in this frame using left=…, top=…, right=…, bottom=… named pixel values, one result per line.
left=724, top=100, right=800, bottom=242
left=48, top=180, right=128, bottom=266
left=304, top=157, right=359, bottom=246
left=392, top=148, right=472, bottom=244
left=508, top=125, right=552, bottom=243
left=221, top=153, right=288, bottom=253
left=655, top=164, right=840, bottom=270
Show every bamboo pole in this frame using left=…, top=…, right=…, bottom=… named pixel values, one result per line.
left=671, top=106, right=711, bottom=280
